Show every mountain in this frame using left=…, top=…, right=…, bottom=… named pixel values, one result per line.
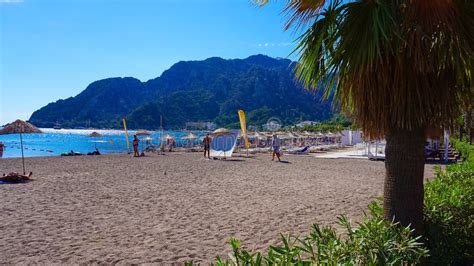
left=29, top=55, right=335, bottom=129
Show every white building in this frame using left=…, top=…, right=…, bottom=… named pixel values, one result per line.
left=295, top=121, right=320, bottom=128
left=185, top=122, right=216, bottom=131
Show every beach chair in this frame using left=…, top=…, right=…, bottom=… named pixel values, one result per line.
left=288, top=145, right=310, bottom=155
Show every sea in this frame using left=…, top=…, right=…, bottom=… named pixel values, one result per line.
left=0, top=128, right=205, bottom=158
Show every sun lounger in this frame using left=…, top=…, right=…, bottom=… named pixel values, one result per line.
left=288, top=145, right=310, bottom=155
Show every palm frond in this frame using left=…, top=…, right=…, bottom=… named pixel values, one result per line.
left=254, top=0, right=328, bottom=29
left=288, top=0, right=474, bottom=138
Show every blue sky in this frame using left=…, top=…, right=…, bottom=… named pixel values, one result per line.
left=0, top=0, right=297, bottom=125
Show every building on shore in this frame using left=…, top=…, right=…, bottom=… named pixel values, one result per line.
left=295, top=120, right=320, bottom=128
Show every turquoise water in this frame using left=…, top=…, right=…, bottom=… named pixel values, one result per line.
left=0, top=129, right=205, bottom=158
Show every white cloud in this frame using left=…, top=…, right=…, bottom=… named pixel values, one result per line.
left=0, top=0, right=24, bottom=3
left=257, top=42, right=292, bottom=48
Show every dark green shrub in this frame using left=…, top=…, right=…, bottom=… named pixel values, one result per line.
left=451, top=139, right=474, bottom=162
left=424, top=141, right=474, bottom=265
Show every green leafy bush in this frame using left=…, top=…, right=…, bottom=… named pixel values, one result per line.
left=187, top=202, right=428, bottom=265
left=451, top=138, right=474, bottom=162
left=424, top=141, right=474, bottom=265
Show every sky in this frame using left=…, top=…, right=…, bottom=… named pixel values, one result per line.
left=0, top=0, right=297, bottom=125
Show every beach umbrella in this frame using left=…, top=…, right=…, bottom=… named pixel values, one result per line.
left=0, top=120, right=41, bottom=174
left=212, top=128, right=232, bottom=136
left=159, top=135, right=174, bottom=145
left=88, top=131, right=102, bottom=137
left=135, top=130, right=151, bottom=136
left=160, top=135, right=175, bottom=151
left=0, top=119, right=42, bottom=135
left=88, top=131, right=102, bottom=149
left=287, top=132, right=297, bottom=139
left=182, top=133, right=198, bottom=149
left=253, top=132, right=264, bottom=139
left=134, top=130, right=151, bottom=154
left=143, top=136, right=154, bottom=151
left=182, top=133, right=198, bottom=140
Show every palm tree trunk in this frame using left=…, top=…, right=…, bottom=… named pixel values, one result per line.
left=384, top=128, right=425, bottom=235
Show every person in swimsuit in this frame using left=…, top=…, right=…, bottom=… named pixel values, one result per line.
left=0, top=142, right=4, bottom=158
left=203, top=133, right=212, bottom=159
left=133, top=135, right=140, bottom=157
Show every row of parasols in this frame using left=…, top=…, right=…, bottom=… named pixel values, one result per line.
left=122, top=129, right=343, bottom=146
left=249, top=131, right=343, bottom=140
left=131, top=128, right=234, bottom=141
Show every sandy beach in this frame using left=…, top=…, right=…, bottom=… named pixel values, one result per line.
left=0, top=153, right=435, bottom=264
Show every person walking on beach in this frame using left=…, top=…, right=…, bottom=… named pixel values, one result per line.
left=133, top=135, right=140, bottom=157
left=203, top=133, right=212, bottom=159
left=272, top=134, right=281, bottom=162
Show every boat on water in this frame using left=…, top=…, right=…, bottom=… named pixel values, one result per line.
left=53, top=122, right=62, bottom=130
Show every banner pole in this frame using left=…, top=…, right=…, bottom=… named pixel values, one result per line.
left=122, top=118, right=131, bottom=154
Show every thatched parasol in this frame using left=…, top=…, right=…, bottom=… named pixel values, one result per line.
left=287, top=132, right=299, bottom=139
left=88, top=131, right=102, bottom=149
left=0, top=119, right=42, bottom=135
left=212, top=128, right=231, bottom=136
left=135, top=130, right=151, bottom=136
left=0, top=119, right=41, bottom=175
left=182, top=133, right=198, bottom=140
left=134, top=130, right=151, bottom=154
left=160, top=134, right=175, bottom=140
left=88, top=131, right=102, bottom=137
left=253, top=132, right=264, bottom=139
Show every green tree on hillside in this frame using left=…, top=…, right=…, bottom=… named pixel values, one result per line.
left=259, top=0, right=474, bottom=234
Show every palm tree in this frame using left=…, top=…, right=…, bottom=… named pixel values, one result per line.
left=259, top=0, right=474, bottom=234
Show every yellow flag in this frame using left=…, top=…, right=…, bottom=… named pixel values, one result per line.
left=122, top=118, right=131, bottom=153
left=238, top=110, right=250, bottom=149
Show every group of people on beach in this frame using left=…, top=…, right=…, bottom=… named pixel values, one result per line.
left=132, top=133, right=283, bottom=162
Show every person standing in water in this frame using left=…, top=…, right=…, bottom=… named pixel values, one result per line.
left=203, top=133, right=212, bottom=159
left=133, top=135, right=140, bottom=157
left=272, top=134, right=281, bottom=162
